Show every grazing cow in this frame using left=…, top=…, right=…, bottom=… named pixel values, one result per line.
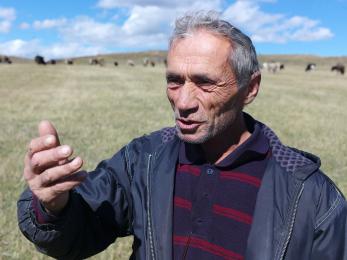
left=143, top=57, right=149, bottom=66
left=0, top=57, right=2, bottom=63
left=89, top=57, right=104, bottom=66
left=305, top=63, right=316, bottom=72
left=150, top=60, right=155, bottom=67
left=3, top=56, right=12, bottom=64
left=65, top=59, right=74, bottom=65
left=114, top=61, right=118, bottom=66
left=163, top=58, right=167, bottom=67
left=89, top=58, right=97, bottom=65
left=331, top=63, right=345, bottom=75
left=35, top=55, right=46, bottom=65
left=262, top=62, right=282, bottom=73
left=127, top=59, right=135, bottom=66
left=48, top=59, right=56, bottom=65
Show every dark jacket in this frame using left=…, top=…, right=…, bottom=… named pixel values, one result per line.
left=18, top=120, right=347, bottom=260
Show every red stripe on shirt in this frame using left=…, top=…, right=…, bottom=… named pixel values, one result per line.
left=174, top=196, right=192, bottom=210
left=220, top=172, right=261, bottom=187
left=177, top=164, right=201, bottom=176
left=213, top=204, right=253, bottom=225
left=174, top=235, right=244, bottom=260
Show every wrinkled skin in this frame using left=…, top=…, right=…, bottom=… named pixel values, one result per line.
left=166, top=29, right=260, bottom=163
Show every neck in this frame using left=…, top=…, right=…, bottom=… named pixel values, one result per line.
left=201, top=113, right=251, bottom=164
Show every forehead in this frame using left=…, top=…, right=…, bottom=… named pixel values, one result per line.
left=167, top=30, right=231, bottom=72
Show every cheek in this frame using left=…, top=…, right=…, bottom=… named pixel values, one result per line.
left=166, top=89, right=176, bottom=109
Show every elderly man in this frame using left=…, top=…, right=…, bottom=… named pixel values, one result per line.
left=18, top=11, right=347, bottom=260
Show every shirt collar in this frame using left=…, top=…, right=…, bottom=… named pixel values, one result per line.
left=178, top=113, right=269, bottom=167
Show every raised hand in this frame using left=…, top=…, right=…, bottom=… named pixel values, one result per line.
left=23, top=121, right=86, bottom=214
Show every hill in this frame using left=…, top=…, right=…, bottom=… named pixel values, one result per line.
left=2, top=51, right=347, bottom=67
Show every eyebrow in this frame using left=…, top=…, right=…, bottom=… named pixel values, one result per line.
left=166, top=72, right=217, bottom=84
left=166, top=72, right=184, bottom=81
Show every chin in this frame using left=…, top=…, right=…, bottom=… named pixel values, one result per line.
left=176, top=127, right=210, bottom=144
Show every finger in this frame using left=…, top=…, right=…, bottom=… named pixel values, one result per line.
left=30, top=145, right=73, bottom=172
left=50, top=172, right=87, bottom=195
left=24, top=153, right=35, bottom=181
left=39, top=157, right=83, bottom=186
left=38, top=120, right=61, bottom=145
left=28, top=134, right=58, bottom=156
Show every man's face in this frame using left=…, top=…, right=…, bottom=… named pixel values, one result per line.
left=166, top=30, right=247, bottom=144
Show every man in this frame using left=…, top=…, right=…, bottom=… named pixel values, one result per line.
left=18, top=11, right=347, bottom=260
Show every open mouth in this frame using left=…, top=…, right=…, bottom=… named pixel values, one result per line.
left=176, top=119, right=202, bottom=132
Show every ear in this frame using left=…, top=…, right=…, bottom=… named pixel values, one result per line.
left=244, top=71, right=261, bottom=105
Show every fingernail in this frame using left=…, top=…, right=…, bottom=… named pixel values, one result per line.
left=45, top=136, right=55, bottom=146
left=72, top=157, right=81, bottom=166
left=59, top=146, right=71, bottom=156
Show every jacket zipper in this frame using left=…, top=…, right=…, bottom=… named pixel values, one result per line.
left=146, top=154, right=156, bottom=260
left=278, top=183, right=305, bottom=260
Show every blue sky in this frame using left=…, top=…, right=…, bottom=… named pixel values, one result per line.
left=0, top=0, right=346, bottom=59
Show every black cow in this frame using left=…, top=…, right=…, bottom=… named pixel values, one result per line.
left=3, top=56, right=12, bottom=64
left=114, top=61, right=118, bottom=66
left=35, top=55, right=46, bottom=65
left=331, top=64, right=345, bottom=75
left=305, top=63, right=316, bottom=72
left=65, top=59, right=74, bottom=65
left=48, top=59, right=56, bottom=65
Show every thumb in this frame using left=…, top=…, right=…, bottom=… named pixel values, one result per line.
left=38, top=120, right=61, bottom=145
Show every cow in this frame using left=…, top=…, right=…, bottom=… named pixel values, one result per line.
left=48, top=59, right=56, bottom=65
left=65, top=59, right=74, bottom=65
left=35, top=55, right=46, bottom=65
left=331, top=63, right=345, bottom=75
left=89, top=57, right=104, bottom=66
left=114, top=61, right=118, bottom=66
left=163, top=58, right=167, bottom=67
left=3, top=56, right=12, bottom=64
left=150, top=60, right=155, bottom=67
left=262, top=62, right=283, bottom=73
left=143, top=57, right=149, bottom=66
left=127, top=59, right=135, bottom=66
left=305, top=63, right=316, bottom=72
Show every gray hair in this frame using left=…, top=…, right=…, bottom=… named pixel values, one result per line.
left=169, top=11, right=259, bottom=90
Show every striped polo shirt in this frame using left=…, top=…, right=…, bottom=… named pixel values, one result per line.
left=173, top=117, right=270, bottom=260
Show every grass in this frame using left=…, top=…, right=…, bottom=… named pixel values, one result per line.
left=0, top=59, right=346, bottom=259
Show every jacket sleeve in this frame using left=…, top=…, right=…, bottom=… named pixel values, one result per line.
left=311, top=178, right=347, bottom=260
left=17, top=146, right=133, bottom=260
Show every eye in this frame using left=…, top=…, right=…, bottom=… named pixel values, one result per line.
left=166, top=75, right=184, bottom=88
left=194, top=77, right=216, bottom=90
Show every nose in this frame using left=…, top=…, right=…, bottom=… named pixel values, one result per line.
left=175, top=83, right=199, bottom=117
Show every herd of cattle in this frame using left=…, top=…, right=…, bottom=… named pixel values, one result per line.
left=32, top=55, right=164, bottom=67
left=261, top=61, right=345, bottom=75
left=0, top=55, right=345, bottom=75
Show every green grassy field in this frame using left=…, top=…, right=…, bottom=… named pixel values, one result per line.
left=0, top=57, right=346, bottom=259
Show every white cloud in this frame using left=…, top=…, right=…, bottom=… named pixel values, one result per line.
left=33, top=18, right=67, bottom=29
left=222, top=0, right=333, bottom=43
left=122, top=6, right=175, bottom=35
left=0, top=7, right=15, bottom=20
left=0, top=39, right=106, bottom=59
left=60, top=16, right=122, bottom=45
left=98, top=0, right=191, bottom=9
left=0, top=7, right=16, bottom=33
left=19, top=22, right=30, bottom=29
left=3, top=0, right=334, bottom=58
left=0, top=39, right=40, bottom=57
